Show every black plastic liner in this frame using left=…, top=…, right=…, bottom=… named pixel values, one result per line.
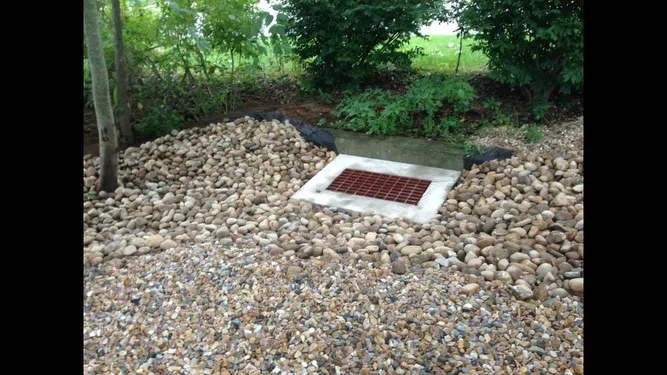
left=227, top=111, right=338, bottom=154
left=463, top=146, right=515, bottom=170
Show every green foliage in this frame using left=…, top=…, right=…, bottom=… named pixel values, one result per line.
left=482, top=97, right=501, bottom=114
left=404, top=75, right=476, bottom=136
left=531, top=97, right=552, bottom=120
left=463, top=143, right=484, bottom=156
left=493, top=112, right=516, bottom=128
left=135, top=105, right=184, bottom=141
left=524, top=124, right=544, bottom=143
left=84, top=0, right=289, bottom=139
left=84, top=192, right=99, bottom=201
left=330, top=75, right=476, bottom=137
left=332, top=89, right=404, bottom=135
left=280, top=0, right=445, bottom=90
left=458, top=0, right=583, bottom=102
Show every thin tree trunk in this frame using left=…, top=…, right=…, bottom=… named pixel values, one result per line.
left=230, top=48, right=236, bottom=112
left=455, top=29, right=464, bottom=75
left=111, top=0, right=133, bottom=145
left=84, top=0, right=119, bottom=192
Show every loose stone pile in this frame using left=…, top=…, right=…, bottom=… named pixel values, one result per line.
left=83, top=116, right=584, bottom=373
left=84, top=116, right=584, bottom=299
left=84, top=116, right=336, bottom=265
left=84, top=244, right=583, bottom=374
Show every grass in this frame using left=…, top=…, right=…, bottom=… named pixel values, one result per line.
left=405, top=35, right=488, bottom=75
left=199, top=35, right=489, bottom=79
left=186, top=47, right=304, bottom=80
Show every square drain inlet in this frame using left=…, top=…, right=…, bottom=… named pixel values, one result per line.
left=291, top=154, right=461, bottom=224
left=326, top=169, right=431, bottom=205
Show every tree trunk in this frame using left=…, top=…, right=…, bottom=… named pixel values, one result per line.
left=111, top=0, right=133, bottom=145
left=84, top=0, right=119, bottom=192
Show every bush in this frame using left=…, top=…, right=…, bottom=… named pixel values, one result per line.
left=279, top=0, right=445, bottom=90
left=458, top=0, right=583, bottom=103
left=84, top=0, right=276, bottom=125
left=135, top=105, right=184, bottom=142
left=330, top=75, right=476, bottom=137
left=333, top=89, right=408, bottom=135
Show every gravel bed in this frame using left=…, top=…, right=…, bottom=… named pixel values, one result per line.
left=83, top=116, right=584, bottom=374
left=84, top=243, right=583, bottom=374
left=471, top=117, right=584, bottom=156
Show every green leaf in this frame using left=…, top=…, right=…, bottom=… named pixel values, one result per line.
left=269, top=24, right=285, bottom=36
left=166, top=0, right=180, bottom=13
left=196, top=39, right=210, bottom=52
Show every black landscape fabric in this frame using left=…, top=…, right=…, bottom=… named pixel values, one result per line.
left=463, top=146, right=515, bottom=170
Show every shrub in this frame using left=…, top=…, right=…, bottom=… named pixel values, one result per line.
left=332, top=89, right=406, bottom=134
left=135, top=105, right=184, bottom=141
left=330, top=75, right=476, bottom=137
left=84, top=0, right=276, bottom=125
left=458, top=0, right=583, bottom=103
left=404, top=75, right=477, bottom=136
left=279, top=0, right=445, bottom=90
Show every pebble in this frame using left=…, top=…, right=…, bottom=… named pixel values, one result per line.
left=83, top=243, right=584, bottom=374
left=401, top=246, right=422, bottom=256
left=392, top=260, right=406, bottom=275
left=148, top=235, right=164, bottom=247
left=569, top=278, right=584, bottom=293
left=536, top=263, right=553, bottom=280
left=160, top=239, right=178, bottom=250
left=286, top=265, right=303, bottom=277
left=496, top=271, right=513, bottom=284
left=480, top=270, right=495, bottom=281
left=512, top=284, right=534, bottom=300
left=122, top=245, right=137, bottom=256
left=82, top=117, right=583, bottom=373
left=552, top=193, right=570, bottom=206
left=461, top=283, right=480, bottom=295
left=435, top=258, right=450, bottom=267
left=543, top=272, right=557, bottom=283
left=551, top=288, right=570, bottom=298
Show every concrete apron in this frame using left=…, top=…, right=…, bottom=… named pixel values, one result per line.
left=291, top=154, right=461, bottom=224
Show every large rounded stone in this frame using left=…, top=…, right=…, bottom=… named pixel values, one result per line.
left=569, top=278, right=584, bottom=293
left=160, top=239, right=178, bottom=250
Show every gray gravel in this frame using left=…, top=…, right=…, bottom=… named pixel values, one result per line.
left=471, top=117, right=584, bottom=156
left=84, top=243, right=584, bottom=374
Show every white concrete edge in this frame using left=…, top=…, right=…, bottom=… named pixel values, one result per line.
left=291, top=154, right=461, bottom=223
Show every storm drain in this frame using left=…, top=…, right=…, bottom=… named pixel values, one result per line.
left=326, top=169, right=431, bottom=205
left=290, top=154, right=461, bottom=224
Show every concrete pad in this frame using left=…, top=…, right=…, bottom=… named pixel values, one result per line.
left=291, top=154, right=461, bottom=223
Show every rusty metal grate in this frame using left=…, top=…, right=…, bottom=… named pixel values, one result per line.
left=325, top=168, right=431, bottom=205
